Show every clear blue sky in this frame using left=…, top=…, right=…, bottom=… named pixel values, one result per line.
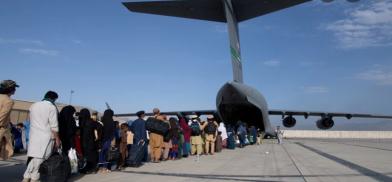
left=1, top=0, right=392, bottom=129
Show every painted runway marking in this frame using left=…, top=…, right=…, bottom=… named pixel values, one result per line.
left=281, top=144, right=307, bottom=182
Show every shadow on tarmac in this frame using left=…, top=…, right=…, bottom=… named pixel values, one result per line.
left=118, top=170, right=392, bottom=182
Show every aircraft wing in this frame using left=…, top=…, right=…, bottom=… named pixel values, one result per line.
left=268, top=109, right=392, bottom=119
left=115, top=110, right=216, bottom=117
left=116, top=109, right=392, bottom=120
left=122, top=0, right=311, bottom=23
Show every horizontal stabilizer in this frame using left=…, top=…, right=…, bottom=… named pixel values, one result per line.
left=123, top=0, right=226, bottom=22
left=123, top=0, right=311, bottom=22
left=233, top=0, right=311, bottom=22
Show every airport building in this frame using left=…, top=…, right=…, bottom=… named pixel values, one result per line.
left=10, top=100, right=97, bottom=124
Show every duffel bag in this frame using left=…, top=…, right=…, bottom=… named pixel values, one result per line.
left=145, top=117, right=169, bottom=135
left=39, top=149, right=71, bottom=182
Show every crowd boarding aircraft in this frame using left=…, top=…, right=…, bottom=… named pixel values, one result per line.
left=117, top=0, right=392, bottom=135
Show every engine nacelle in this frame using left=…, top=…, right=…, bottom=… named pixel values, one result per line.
left=282, top=116, right=296, bottom=128
left=316, top=117, right=334, bottom=130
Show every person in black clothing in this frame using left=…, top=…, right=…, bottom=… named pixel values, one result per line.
left=79, top=109, right=99, bottom=174
left=58, top=105, right=77, bottom=154
left=98, top=109, right=115, bottom=173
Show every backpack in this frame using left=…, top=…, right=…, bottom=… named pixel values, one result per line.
left=205, top=122, right=217, bottom=135
left=190, top=122, right=200, bottom=136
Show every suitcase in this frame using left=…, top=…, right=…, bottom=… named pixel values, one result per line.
left=126, top=140, right=145, bottom=167
left=227, top=133, right=236, bottom=150
left=107, top=147, right=120, bottom=162
left=145, top=117, right=169, bottom=136
left=39, top=150, right=71, bottom=182
left=215, top=135, right=223, bottom=153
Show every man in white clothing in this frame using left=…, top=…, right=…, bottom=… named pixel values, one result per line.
left=275, top=126, right=284, bottom=144
left=23, top=91, right=61, bottom=182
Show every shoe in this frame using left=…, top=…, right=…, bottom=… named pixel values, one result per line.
left=22, top=178, right=30, bottom=182
left=104, top=169, right=111, bottom=173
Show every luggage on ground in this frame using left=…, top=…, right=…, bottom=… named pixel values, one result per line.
left=215, top=135, right=223, bottom=152
left=107, top=147, right=120, bottom=162
left=227, top=132, right=236, bottom=150
left=126, top=140, right=145, bottom=167
left=39, top=149, right=71, bottom=182
left=145, top=117, right=169, bottom=136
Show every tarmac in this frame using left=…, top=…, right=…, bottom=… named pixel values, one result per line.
left=1, top=138, right=392, bottom=182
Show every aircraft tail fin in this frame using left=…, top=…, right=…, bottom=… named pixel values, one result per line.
left=123, top=0, right=310, bottom=83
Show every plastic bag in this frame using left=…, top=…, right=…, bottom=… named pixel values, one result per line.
left=68, top=148, right=78, bottom=174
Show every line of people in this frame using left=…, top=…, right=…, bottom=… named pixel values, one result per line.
left=0, top=79, right=265, bottom=182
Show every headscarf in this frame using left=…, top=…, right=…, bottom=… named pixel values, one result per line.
left=179, top=117, right=191, bottom=142
left=169, top=117, right=179, bottom=130
left=101, top=109, right=115, bottom=141
left=218, top=122, right=228, bottom=140
left=169, top=117, right=180, bottom=138
left=58, top=105, right=76, bottom=152
left=59, top=106, right=76, bottom=121
left=79, top=109, right=91, bottom=124
left=59, top=105, right=76, bottom=137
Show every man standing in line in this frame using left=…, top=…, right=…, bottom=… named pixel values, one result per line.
left=204, top=115, right=218, bottom=155
left=0, top=80, right=18, bottom=160
left=130, top=110, right=148, bottom=162
left=23, top=91, right=61, bottom=182
left=149, top=108, right=164, bottom=163
left=190, top=116, right=207, bottom=162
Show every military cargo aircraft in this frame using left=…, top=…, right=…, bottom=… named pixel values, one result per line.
left=116, top=0, right=392, bottom=135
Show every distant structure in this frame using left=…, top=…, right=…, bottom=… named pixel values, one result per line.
left=10, top=100, right=97, bottom=124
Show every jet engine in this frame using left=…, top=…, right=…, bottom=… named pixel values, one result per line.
left=282, top=116, right=296, bottom=128
left=316, top=117, right=334, bottom=130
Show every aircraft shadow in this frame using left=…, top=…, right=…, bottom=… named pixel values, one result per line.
left=118, top=170, right=392, bottom=182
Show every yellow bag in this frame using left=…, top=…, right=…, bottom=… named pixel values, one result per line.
left=127, top=131, right=134, bottom=144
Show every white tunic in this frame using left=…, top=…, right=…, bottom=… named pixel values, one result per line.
left=27, top=100, right=58, bottom=158
left=218, top=123, right=228, bottom=140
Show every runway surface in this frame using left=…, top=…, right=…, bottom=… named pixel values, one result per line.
left=1, top=139, right=391, bottom=182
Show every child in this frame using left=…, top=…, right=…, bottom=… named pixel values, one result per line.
left=169, top=134, right=179, bottom=160
left=119, top=123, right=130, bottom=169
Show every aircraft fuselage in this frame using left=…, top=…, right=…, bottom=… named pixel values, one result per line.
left=216, top=82, right=274, bottom=134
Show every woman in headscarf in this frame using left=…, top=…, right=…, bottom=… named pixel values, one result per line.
left=58, top=105, right=76, bottom=154
left=98, top=109, right=115, bottom=173
left=79, top=109, right=99, bottom=174
left=179, top=117, right=191, bottom=157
